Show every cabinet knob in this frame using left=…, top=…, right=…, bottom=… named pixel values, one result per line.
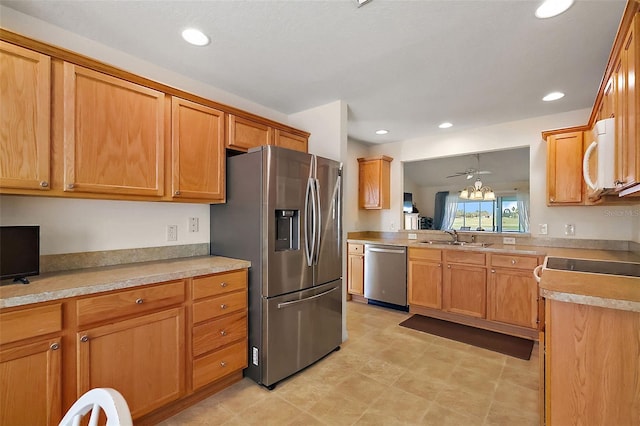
left=220, top=361, right=227, bottom=367
left=50, top=342, right=60, bottom=350
left=40, top=181, right=49, bottom=188
left=67, top=183, right=75, bottom=190
left=220, top=330, right=227, bottom=336
left=135, top=298, right=144, bottom=304
left=220, top=304, right=227, bottom=309
left=174, top=190, right=181, bottom=196
left=220, top=282, right=228, bottom=288
left=511, top=259, right=517, bottom=265
left=491, top=269, right=496, bottom=273
left=550, top=197, right=555, bottom=202
left=447, top=265, right=451, bottom=269
left=80, top=335, right=89, bottom=343
left=437, top=263, right=442, bottom=267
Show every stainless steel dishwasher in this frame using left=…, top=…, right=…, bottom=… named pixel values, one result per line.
left=364, top=244, right=408, bottom=308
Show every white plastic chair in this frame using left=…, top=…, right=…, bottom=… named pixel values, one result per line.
left=58, top=388, right=133, bottom=426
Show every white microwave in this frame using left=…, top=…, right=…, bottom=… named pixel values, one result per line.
left=583, top=117, right=615, bottom=191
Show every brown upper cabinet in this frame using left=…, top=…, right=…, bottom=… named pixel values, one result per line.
left=62, top=63, right=165, bottom=197
left=358, top=155, right=392, bottom=209
left=171, top=97, right=225, bottom=202
left=227, top=114, right=273, bottom=152
left=0, top=41, right=51, bottom=191
left=0, top=32, right=310, bottom=203
left=546, top=131, right=585, bottom=205
left=273, top=129, right=308, bottom=153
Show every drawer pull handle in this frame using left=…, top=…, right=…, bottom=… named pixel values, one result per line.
left=220, top=361, right=227, bottom=367
left=50, top=342, right=60, bottom=350
left=220, top=330, right=227, bottom=336
left=220, top=282, right=228, bottom=287
left=80, top=335, right=89, bottom=343
left=136, top=298, right=144, bottom=304
left=220, top=304, right=227, bottom=309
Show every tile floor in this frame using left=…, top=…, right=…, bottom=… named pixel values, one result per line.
left=160, top=301, right=540, bottom=425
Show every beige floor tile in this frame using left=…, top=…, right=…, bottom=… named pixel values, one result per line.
left=435, top=386, right=493, bottom=419
left=492, top=381, right=539, bottom=413
left=358, top=355, right=408, bottom=385
left=484, top=401, right=539, bottom=426
left=307, top=391, right=370, bottom=426
left=333, top=372, right=389, bottom=404
left=420, top=402, right=484, bottom=426
left=448, top=365, right=500, bottom=395
left=393, top=369, right=452, bottom=401
left=500, top=363, right=539, bottom=391
left=233, top=397, right=304, bottom=426
left=365, top=387, right=431, bottom=423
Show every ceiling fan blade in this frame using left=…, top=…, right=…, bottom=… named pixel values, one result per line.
left=445, top=172, right=466, bottom=178
left=477, top=170, right=492, bottom=175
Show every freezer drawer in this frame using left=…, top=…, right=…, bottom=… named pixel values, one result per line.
left=261, top=280, right=342, bottom=387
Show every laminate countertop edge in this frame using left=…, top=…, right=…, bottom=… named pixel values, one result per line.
left=540, top=289, right=640, bottom=313
left=0, top=256, right=251, bottom=309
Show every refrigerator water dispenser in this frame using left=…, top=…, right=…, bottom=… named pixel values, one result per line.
left=275, top=209, right=299, bottom=251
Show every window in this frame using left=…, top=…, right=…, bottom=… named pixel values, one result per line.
left=452, top=195, right=528, bottom=232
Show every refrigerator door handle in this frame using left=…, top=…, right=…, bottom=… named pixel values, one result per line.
left=276, top=286, right=339, bottom=309
left=313, top=178, right=321, bottom=264
left=304, top=177, right=314, bottom=267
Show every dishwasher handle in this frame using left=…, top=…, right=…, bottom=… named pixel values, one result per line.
left=366, top=247, right=406, bottom=254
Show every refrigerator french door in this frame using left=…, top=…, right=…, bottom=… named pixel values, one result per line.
left=210, top=145, right=342, bottom=389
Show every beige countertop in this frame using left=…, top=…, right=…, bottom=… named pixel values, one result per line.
left=348, top=236, right=640, bottom=311
left=0, top=256, right=251, bottom=309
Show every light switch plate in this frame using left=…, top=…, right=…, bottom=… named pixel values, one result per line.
left=539, top=223, right=548, bottom=235
left=408, top=233, right=417, bottom=239
left=503, top=237, right=516, bottom=245
left=565, top=224, right=575, bottom=236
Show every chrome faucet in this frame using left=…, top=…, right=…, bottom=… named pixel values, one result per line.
left=444, top=229, right=458, bottom=243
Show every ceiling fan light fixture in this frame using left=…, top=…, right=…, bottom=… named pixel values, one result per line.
left=439, top=122, right=453, bottom=129
left=181, top=28, right=210, bottom=46
left=535, top=0, right=574, bottom=19
left=375, top=129, right=389, bottom=135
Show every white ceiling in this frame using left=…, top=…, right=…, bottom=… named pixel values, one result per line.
left=0, top=0, right=626, bottom=144
left=404, top=148, right=530, bottom=188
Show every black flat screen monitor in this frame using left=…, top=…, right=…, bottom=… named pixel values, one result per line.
left=0, top=226, right=40, bottom=284
left=403, top=192, right=413, bottom=213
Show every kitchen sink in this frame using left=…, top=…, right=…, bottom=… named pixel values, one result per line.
left=417, top=240, right=492, bottom=247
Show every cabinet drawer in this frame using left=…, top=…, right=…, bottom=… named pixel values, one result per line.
left=490, top=254, right=539, bottom=270
left=0, top=304, right=62, bottom=345
left=193, top=340, right=247, bottom=389
left=76, top=280, right=185, bottom=326
left=409, top=248, right=442, bottom=262
left=445, top=250, right=486, bottom=265
left=348, top=243, right=364, bottom=255
left=192, top=270, right=247, bottom=300
left=193, top=312, right=247, bottom=357
left=193, top=290, right=247, bottom=324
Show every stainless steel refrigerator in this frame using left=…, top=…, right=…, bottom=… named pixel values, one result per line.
left=210, top=145, right=342, bottom=389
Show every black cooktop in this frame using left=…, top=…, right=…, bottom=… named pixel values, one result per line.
left=546, top=257, right=640, bottom=278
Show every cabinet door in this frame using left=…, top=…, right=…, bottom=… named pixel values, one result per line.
left=358, top=157, right=391, bottom=209
left=63, top=63, right=164, bottom=197
left=0, top=41, right=51, bottom=191
left=77, top=308, right=184, bottom=419
left=171, top=97, right=225, bottom=201
left=273, top=129, right=308, bottom=153
left=617, top=15, right=638, bottom=189
left=443, top=264, right=486, bottom=318
left=546, top=131, right=584, bottom=204
left=408, top=260, right=442, bottom=309
left=347, top=254, right=364, bottom=295
left=227, top=115, right=272, bottom=151
left=488, top=268, right=538, bottom=328
left=0, top=338, right=61, bottom=426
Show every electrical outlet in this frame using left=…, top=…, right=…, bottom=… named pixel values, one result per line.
left=539, top=223, right=548, bottom=235
left=167, top=225, right=178, bottom=241
left=390, top=221, right=396, bottom=231
left=565, top=224, right=575, bottom=236
left=189, top=217, right=199, bottom=232
left=503, top=237, right=516, bottom=245
left=408, top=233, right=417, bottom=240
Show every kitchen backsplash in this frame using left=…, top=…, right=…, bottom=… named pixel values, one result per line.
left=40, top=243, right=210, bottom=273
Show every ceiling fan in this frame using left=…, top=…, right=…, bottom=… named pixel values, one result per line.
left=445, top=154, right=492, bottom=179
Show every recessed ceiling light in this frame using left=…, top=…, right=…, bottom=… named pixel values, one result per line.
left=181, top=28, right=210, bottom=46
left=375, top=129, right=389, bottom=135
left=543, top=92, right=565, bottom=102
left=535, top=0, right=574, bottom=19
left=439, top=122, right=453, bottom=129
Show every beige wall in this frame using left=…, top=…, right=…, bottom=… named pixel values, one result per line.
left=360, top=109, right=638, bottom=241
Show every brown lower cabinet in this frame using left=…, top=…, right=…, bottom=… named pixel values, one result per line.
left=0, top=268, right=248, bottom=425
left=543, top=299, right=640, bottom=425
left=347, top=243, right=365, bottom=296
left=408, top=247, right=541, bottom=339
